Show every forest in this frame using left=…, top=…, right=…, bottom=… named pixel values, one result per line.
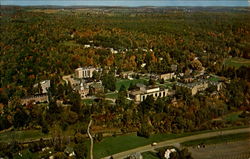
left=0, top=7, right=250, bottom=158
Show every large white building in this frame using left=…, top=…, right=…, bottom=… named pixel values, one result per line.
left=75, top=67, right=99, bottom=79
left=128, top=84, right=173, bottom=102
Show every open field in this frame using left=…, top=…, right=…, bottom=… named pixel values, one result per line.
left=105, top=92, right=118, bottom=99
left=100, top=127, right=250, bottom=159
left=115, top=78, right=147, bottom=90
left=94, top=132, right=194, bottom=158
left=223, top=111, right=242, bottom=122
left=94, top=127, right=248, bottom=159
left=0, top=129, right=49, bottom=143
left=30, top=9, right=62, bottom=14
left=62, top=40, right=81, bottom=47
left=224, top=57, right=250, bottom=68
left=142, top=151, right=159, bottom=159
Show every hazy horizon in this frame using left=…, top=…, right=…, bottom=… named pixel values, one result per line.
left=1, top=0, right=250, bottom=7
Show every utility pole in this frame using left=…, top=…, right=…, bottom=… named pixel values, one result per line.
left=87, top=119, right=93, bottom=159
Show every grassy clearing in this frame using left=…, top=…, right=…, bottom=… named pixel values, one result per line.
left=181, top=132, right=250, bottom=147
left=115, top=78, right=147, bottom=91
left=142, top=151, right=159, bottom=159
left=82, top=99, right=94, bottom=105
left=223, top=112, right=242, bottom=122
left=93, top=130, right=213, bottom=158
left=13, top=149, right=39, bottom=159
left=224, top=57, right=250, bottom=68
left=105, top=92, right=118, bottom=99
left=0, top=129, right=49, bottom=143
left=93, top=126, right=249, bottom=158
left=208, top=76, right=220, bottom=82
left=62, top=41, right=81, bottom=47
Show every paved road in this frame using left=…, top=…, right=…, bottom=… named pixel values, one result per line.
left=102, top=127, right=250, bottom=159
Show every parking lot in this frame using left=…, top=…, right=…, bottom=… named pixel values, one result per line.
left=188, top=139, right=250, bottom=159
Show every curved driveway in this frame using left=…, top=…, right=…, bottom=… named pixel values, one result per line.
left=102, top=127, right=250, bottom=159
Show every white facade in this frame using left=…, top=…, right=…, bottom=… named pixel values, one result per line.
left=159, top=73, right=176, bottom=80
left=129, top=86, right=172, bottom=102
left=75, top=67, right=98, bottom=79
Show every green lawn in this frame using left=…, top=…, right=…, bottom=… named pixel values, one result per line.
left=62, top=40, right=81, bottom=47
left=93, top=130, right=216, bottom=158
left=82, top=99, right=94, bottom=105
left=105, top=92, right=118, bottom=99
left=223, top=112, right=242, bottom=122
left=93, top=126, right=250, bottom=158
left=142, top=151, right=159, bottom=159
left=208, top=76, right=220, bottom=82
left=115, top=78, right=148, bottom=91
left=0, top=129, right=49, bottom=143
left=181, top=132, right=250, bottom=147
left=13, top=149, right=40, bottom=159
left=224, top=57, right=250, bottom=68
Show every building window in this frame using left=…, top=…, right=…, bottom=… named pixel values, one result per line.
left=159, top=92, right=162, bottom=97
left=163, top=92, right=165, bottom=97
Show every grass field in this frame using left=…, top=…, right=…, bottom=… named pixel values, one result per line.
left=62, top=40, right=81, bottom=47
left=0, top=129, right=49, bottom=143
left=224, top=57, right=250, bottom=68
left=93, top=126, right=250, bottom=158
left=82, top=99, right=94, bottom=105
left=115, top=78, right=148, bottom=91
left=208, top=76, right=220, bottom=82
left=105, top=92, right=118, bottom=99
left=93, top=130, right=219, bottom=158
left=223, top=112, right=242, bottom=122
left=94, top=133, right=184, bottom=158
left=181, top=132, right=250, bottom=147
left=142, top=151, right=159, bottom=159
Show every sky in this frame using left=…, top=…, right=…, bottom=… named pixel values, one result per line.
left=1, top=0, right=250, bottom=7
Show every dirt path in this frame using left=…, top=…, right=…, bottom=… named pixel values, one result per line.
left=102, top=127, right=250, bottom=159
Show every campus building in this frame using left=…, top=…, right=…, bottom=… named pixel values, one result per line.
left=128, top=84, right=173, bottom=102
left=33, top=80, right=51, bottom=94
left=176, top=79, right=223, bottom=95
left=75, top=67, right=99, bottom=79
left=159, top=73, right=176, bottom=80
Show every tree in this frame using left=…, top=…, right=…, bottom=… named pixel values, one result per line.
left=70, top=91, right=82, bottom=113
left=74, top=143, right=88, bottom=159
left=139, top=95, right=154, bottom=114
left=102, top=72, right=116, bottom=92
left=116, top=84, right=127, bottom=107
left=137, top=123, right=151, bottom=138
left=148, top=78, right=156, bottom=86
left=13, top=107, right=29, bottom=128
